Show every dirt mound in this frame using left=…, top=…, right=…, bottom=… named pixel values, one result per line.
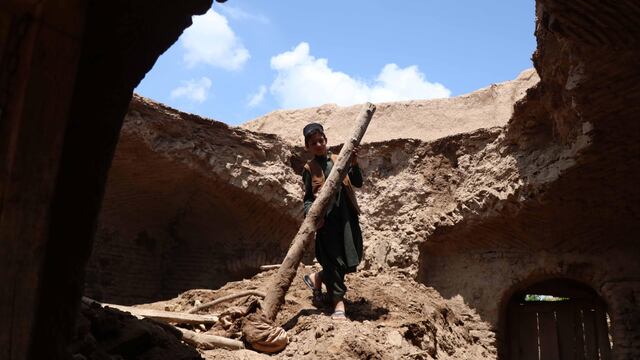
left=242, top=69, right=538, bottom=145
left=137, top=267, right=495, bottom=360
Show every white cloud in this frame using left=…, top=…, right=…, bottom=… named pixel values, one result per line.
left=170, top=77, right=212, bottom=103
left=269, top=42, right=451, bottom=109
left=247, top=85, right=267, bottom=108
left=181, top=9, right=249, bottom=70
left=218, top=5, right=269, bottom=24
left=370, top=64, right=451, bottom=102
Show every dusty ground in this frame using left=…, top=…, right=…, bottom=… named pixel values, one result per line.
left=137, top=266, right=496, bottom=360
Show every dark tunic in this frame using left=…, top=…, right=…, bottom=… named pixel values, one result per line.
left=302, top=153, right=363, bottom=300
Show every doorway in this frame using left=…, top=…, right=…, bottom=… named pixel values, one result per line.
left=507, top=279, right=611, bottom=360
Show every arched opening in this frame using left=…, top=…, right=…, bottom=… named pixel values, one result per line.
left=506, top=279, right=611, bottom=360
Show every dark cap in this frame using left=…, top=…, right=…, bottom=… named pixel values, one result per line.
left=303, top=122, right=324, bottom=140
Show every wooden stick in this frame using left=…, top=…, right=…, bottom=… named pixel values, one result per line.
left=259, top=264, right=282, bottom=270
left=178, top=328, right=245, bottom=350
left=82, top=297, right=219, bottom=324
left=259, top=264, right=315, bottom=271
left=261, top=102, right=376, bottom=321
left=83, top=297, right=243, bottom=350
left=187, top=290, right=266, bottom=314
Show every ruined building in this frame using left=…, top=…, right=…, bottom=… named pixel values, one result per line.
left=1, top=0, right=638, bottom=359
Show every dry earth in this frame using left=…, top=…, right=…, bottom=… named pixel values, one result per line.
left=137, top=266, right=495, bottom=360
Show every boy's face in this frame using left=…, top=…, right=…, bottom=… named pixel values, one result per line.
left=306, top=132, right=327, bottom=156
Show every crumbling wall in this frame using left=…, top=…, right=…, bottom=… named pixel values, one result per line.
left=86, top=96, right=303, bottom=304
left=417, top=1, right=640, bottom=358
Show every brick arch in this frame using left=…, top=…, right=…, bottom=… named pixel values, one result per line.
left=500, top=278, right=611, bottom=360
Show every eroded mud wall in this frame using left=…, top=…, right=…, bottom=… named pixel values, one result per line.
left=86, top=97, right=302, bottom=304
left=237, top=2, right=640, bottom=358
left=418, top=1, right=640, bottom=358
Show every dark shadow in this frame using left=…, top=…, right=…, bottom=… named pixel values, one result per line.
left=345, top=297, right=389, bottom=322
left=281, top=308, right=323, bottom=331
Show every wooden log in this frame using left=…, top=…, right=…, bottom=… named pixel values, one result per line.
left=187, top=290, right=266, bottom=314
left=178, top=328, right=245, bottom=350
left=261, top=102, right=376, bottom=321
left=82, top=297, right=219, bottom=325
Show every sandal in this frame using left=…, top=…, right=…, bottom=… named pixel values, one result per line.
left=304, top=274, right=326, bottom=307
left=303, top=274, right=316, bottom=291
left=312, top=289, right=325, bottom=307
left=331, top=310, right=347, bottom=321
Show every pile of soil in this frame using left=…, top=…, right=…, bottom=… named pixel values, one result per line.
left=136, top=266, right=496, bottom=360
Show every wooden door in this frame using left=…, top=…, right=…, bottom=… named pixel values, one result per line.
left=508, top=299, right=611, bottom=360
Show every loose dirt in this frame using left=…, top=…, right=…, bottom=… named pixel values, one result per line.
left=137, top=265, right=496, bottom=360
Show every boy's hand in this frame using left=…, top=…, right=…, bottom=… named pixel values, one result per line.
left=351, top=146, right=360, bottom=165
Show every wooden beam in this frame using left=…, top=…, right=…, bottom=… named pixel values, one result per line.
left=178, top=328, right=245, bottom=350
left=187, top=290, right=266, bottom=314
left=82, top=297, right=218, bottom=325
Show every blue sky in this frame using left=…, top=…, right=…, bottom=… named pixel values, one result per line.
left=136, top=1, right=536, bottom=125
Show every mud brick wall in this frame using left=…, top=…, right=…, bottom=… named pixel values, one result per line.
left=601, top=282, right=640, bottom=359
left=85, top=128, right=299, bottom=304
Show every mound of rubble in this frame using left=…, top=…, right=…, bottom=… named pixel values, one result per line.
left=109, top=266, right=494, bottom=360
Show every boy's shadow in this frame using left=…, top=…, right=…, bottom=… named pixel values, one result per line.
left=282, top=297, right=388, bottom=330
left=345, top=297, right=388, bottom=322
left=281, top=308, right=322, bottom=330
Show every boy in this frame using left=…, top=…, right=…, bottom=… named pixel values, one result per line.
left=301, top=122, right=363, bottom=321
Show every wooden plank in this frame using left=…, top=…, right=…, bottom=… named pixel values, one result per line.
left=83, top=297, right=219, bottom=325
left=556, top=306, right=579, bottom=360
left=538, top=311, right=560, bottom=360
left=594, top=306, right=611, bottom=360
left=582, top=308, right=598, bottom=360
left=518, top=311, right=540, bottom=360
left=574, top=309, right=586, bottom=360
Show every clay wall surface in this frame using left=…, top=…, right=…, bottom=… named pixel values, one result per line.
left=87, top=96, right=303, bottom=304
left=419, top=1, right=640, bottom=358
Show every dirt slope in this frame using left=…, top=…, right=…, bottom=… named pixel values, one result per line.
left=138, top=266, right=495, bottom=360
